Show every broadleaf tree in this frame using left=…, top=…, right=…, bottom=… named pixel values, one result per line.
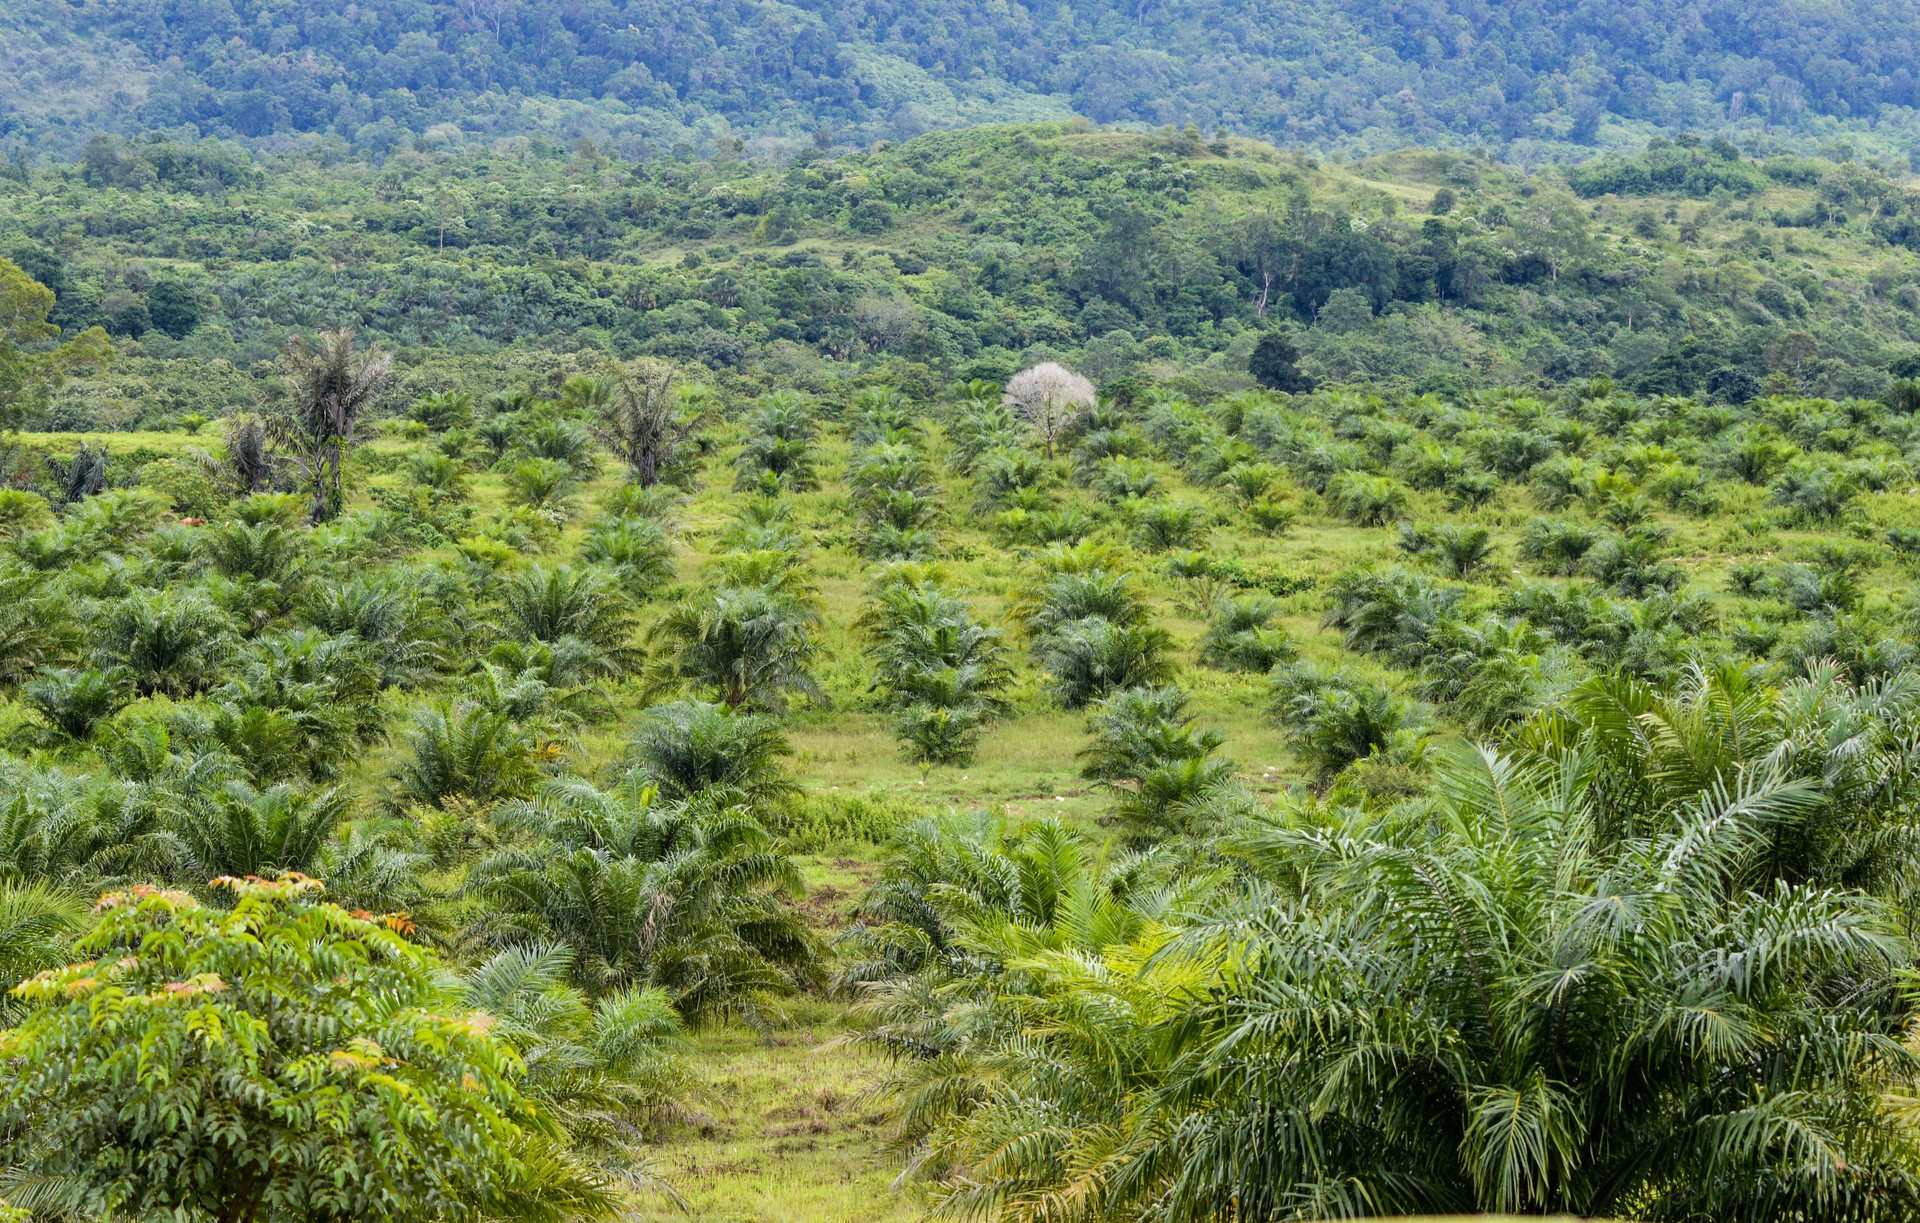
left=0, top=875, right=618, bottom=1223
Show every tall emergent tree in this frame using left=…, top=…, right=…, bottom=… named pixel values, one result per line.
left=279, top=329, right=392, bottom=522
left=593, top=358, right=707, bottom=487
left=0, top=875, right=618, bottom=1223
left=218, top=412, right=276, bottom=495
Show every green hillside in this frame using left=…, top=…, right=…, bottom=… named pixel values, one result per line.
left=10, top=123, right=1920, bottom=434
left=10, top=0, right=1920, bottom=160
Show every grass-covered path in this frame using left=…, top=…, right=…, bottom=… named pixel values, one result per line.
left=633, top=1010, right=922, bottom=1223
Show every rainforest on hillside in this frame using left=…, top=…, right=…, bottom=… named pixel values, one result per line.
left=12, top=0, right=1920, bottom=160
left=10, top=5, right=1920, bottom=1223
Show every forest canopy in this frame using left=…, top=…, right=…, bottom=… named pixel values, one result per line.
left=8, top=0, right=1920, bottom=160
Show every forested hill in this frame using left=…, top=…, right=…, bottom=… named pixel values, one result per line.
left=7, top=0, right=1920, bottom=160
left=11, top=125, right=1920, bottom=428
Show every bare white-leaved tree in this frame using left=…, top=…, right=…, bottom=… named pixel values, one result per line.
left=1002, top=362, right=1095, bottom=459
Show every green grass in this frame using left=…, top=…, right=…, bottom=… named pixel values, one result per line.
left=630, top=1011, right=925, bottom=1223
left=14, top=428, right=214, bottom=460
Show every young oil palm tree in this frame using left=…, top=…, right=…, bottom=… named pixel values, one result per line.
left=1033, top=617, right=1175, bottom=709
left=495, top=563, right=642, bottom=679
left=301, top=573, right=450, bottom=689
left=504, top=456, right=579, bottom=517
left=1522, top=660, right=1920, bottom=891
left=174, top=780, right=350, bottom=883
left=1197, top=594, right=1298, bottom=673
left=199, top=517, right=306, bottom=585
left=579, top=516, right=675, bottom=594
left=1418, top=615, right=1565, bottom=736
left=1324, top=470, right=1412, bottom=525
left=0, top=757, right=193, bottom=890
left=391, top=700, right=545, bottom=810
left=97, top=588, right=237, bottom=698
left=734, top=392, right=818, bottom=491
left=837, top=812, right=1179, bottom=994
left=465, top=770, right=817, bottom=1022
left=1320, top=566, right=1463, bottom=669
left=214, top=629, right=387, bottom=775
left=1078, top=685, right=1238, bottom=841
left=648, top=585, right=822, bottom=712
left=1269, top=660, right=1419, bottom=787
left=21, top=666, right=132, bottom=742
left=623, top=700, right=797, bottom=809
left=862, top=585, right=1013, bottom=742
left=891, top=700, right=995, bottom=768
left=0, top=564, right=78, bottom=684
left=1016, top=568, right=1152, bottom=639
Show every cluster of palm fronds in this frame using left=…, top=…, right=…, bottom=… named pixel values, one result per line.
left=0, top=361, right=842, bottom=1129
left=846, top=664, right=1920, bottom=1221
left=859, top=565, right=1012, bottom=767
left=1014, top=542, right=1174, bottom=709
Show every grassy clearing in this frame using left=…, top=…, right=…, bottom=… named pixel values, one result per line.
left=631, top=1012, right=924, bottom=1223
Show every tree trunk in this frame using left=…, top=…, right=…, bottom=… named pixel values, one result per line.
left=321, top=438, right=342, bottom=521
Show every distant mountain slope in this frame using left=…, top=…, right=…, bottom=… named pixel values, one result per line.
left=5, top=1, right=1920, bottom=159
